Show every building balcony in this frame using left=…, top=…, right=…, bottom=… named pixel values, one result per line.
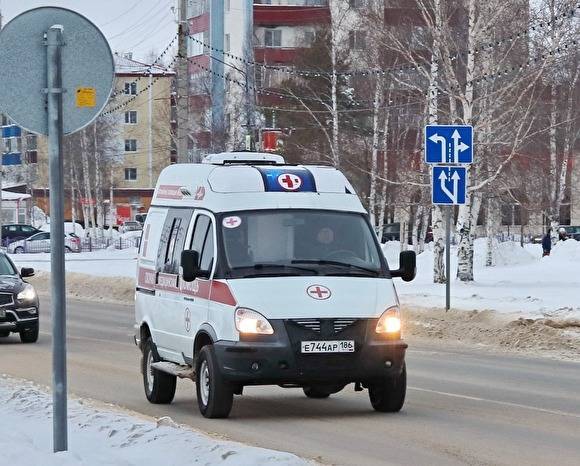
left=189, top=13, right=209, bottom=35
left=254, top=3, right=330, bottom=26
left=254, top=47, right=309, bottom=64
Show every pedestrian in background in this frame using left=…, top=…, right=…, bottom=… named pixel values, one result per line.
left=542, top=228, right=552, bottom=257
left=558, top=227, right=568, bottom=241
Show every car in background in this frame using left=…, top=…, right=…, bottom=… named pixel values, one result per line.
left=378, top=223, right=433, bottom=244
left=135, top=213, right=147, bottom=225
left=0, top=252, right=38, bottom=343
left=7, top=231, right=81, bottom=254
left=120, top=221, right=143, bottom=234
left=563, top=226, right=580, bottom=241
left=1, top=224, right=42, bottom=246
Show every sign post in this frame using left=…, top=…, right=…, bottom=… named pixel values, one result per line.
left=0, top=7, right=114, bottom=452
left=425, top=125, right=473, bottom=311
left=46, top=24, right=68, bottom=452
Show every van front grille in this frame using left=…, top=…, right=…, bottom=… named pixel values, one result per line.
left=289, top=318, right=359, bottom=335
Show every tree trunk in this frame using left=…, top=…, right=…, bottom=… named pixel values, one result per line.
left=94, top=124, right=105, bottom=239
left=456, top=0, right=478, bottom=281
left=369, top=75, right=383, bottom=227
left=485, top=197, right=499, bottom=267
left=330, top=12, right=340, bottom=168
left=457, top=192, right=482, bottom=281
left=80, top=129, right=97, bottom=238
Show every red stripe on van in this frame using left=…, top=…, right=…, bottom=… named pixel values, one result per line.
left=137, top=267, right=237, bottom=307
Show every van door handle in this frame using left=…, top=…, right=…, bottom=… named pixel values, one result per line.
left=184, top=297, right=195, bottom=302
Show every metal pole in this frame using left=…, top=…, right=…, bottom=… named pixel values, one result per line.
left=445, top=205, right=451, bottom=311
left=46, top=25, right=67, bottom=453
left=211, top=0, right=225, bottom=152
left=177, top=0, right=190, bottom=162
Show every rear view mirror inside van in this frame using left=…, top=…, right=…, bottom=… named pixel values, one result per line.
left=181, top=250, right=201, bottom=282
left=390, top=251, right=416, bottom=282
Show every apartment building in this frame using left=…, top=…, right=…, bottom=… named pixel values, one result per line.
left=186, top=0, right=330, bottom=158
left=27, top=54, right=175, bottom=223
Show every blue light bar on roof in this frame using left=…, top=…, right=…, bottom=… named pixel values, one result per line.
left=256, top=167, right=317, bottom=193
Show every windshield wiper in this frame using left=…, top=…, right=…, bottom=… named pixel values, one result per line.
left=230, top=263, right=319, bottom=277
left=291, top=259, right=381, bottom=276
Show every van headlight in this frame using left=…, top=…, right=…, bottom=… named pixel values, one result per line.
left=376, top=306, right=401, bottom=334
left=235, top=308, right=274, bottom=335
left=17, top=284, right=37, bottom=303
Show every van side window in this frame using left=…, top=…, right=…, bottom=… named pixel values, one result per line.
left=191, top=215, right=210, bottom=253
left=157, top=209, right=193, bottom=275
left=164, top=218, right=182, bottom=273
left=200, top=223, right=214, bottom=272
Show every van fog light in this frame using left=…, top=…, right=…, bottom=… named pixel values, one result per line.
left=385, top=360, right=392, bottom=368
left=376, top=307, right=401, bottom=334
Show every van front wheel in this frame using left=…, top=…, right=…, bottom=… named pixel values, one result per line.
left=195, top=345, right=233, bottom=418
left=368, top=364, right=406, bottom=413
left=142, top=339, right=176, bottom=404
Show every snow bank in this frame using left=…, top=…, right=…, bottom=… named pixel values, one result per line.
left=10, top=248, right=137, bottom=278
left=390, top=238, right=580, bottom=319
left=0, top=377, right=311, bottom=466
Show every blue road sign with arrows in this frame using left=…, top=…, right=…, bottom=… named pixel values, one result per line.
left=425, top=125, right=473, bottom=164
left=432, top=166, right=467, bottom=205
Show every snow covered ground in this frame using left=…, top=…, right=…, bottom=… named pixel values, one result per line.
left=385, top=238, right=580, bottom=320
left=10, top=248, right=137, bottom=278
left=0, top=376, right=310, bottom=466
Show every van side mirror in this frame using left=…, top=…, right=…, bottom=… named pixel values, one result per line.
left=21, top=267, right=35, bottom=278
left=181, top=250, right=201, bottom=282
left=390, top=251, right=416, bottom=282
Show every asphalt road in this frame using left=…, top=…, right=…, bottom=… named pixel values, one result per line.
left=1, top=297, right=579, bottom=466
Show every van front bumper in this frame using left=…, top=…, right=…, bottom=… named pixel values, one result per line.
left=213, top=319, right=406, bottom=385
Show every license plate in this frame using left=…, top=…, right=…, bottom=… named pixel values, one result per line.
left=0, top=309, right=5, bottom=319
left=301, top=340, right=355, bottom=353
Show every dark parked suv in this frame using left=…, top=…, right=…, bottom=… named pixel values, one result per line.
left=1, top=224, right=41, bottom=246
left=0, top=252, right=38, bottom=343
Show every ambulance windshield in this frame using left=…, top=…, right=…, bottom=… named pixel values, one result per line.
left=221, top=210, right=385, bottom=278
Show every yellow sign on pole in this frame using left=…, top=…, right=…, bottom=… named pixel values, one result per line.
left=75, top=87, right=96, bottom=108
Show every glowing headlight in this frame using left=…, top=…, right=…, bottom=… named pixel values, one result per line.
left=376, top=307, right=401, bottom=334
left=17, top=284, right=37, bottom=303
left=235, top=308, right=274, bottom=335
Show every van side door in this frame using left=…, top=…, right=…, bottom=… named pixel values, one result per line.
left=178, top=211, right=216, bottom=360
left=153, top=208, right=192, bottom=361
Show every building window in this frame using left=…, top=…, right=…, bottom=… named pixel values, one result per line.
left=189, top=32, right=206, bottom=57
left=124, top=82, right=137, bottom=95
left=26, top=134, right=38, bottom=150
left=349, top=30, right=367, bottom=50
left=225, top=33, right=231, bottom=53
left=265, top=29, right=282, bottom=47
left=125, top=111, right=138, bottom=124
left=303, top=30, right=316, bottom=46
left=349, top=0, right=367, bottom=8
left=124, top=168, right=137, bottom=181
left=125, top=139, right=138, bottom=152
left=25, top=151, right=38, bottom=164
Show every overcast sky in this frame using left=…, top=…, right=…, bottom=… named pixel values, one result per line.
left=1, top=0, right=178, bottom=63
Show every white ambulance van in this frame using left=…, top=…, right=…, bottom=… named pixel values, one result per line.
left=135, top=152, right=416, bottom=418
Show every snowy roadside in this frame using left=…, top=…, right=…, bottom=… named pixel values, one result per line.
left=384, top=238, right=580, bottom=321
left=0, top=376, right=312, bottom=466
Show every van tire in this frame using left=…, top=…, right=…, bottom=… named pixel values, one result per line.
left=303, top=386, right=332, bottom=399
left=195, top=345, right=233, bottom=418
left=368, top=364, right=406, bottom=413
left=19, top=325, right=39, bottom=343
left=142, top=339, right=176, bottom=404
